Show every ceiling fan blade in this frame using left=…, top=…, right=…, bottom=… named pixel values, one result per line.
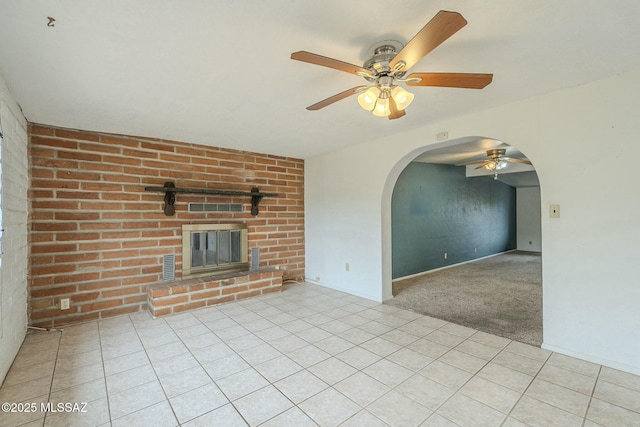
left=388, top=96, right=406, bottom=120
left=406, top=72, right=493, bottom=89
left=455, top=159, right=486, bottom=166
left=389, top=10, right=467, bottom=72
left=506, top=158, right=533, bottom=165
left=291, top=51, right=371, bottom=77
left=306, top=86, right=367, bottom=111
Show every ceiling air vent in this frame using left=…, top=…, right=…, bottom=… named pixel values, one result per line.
left=188, top=203, right=243, bottom=213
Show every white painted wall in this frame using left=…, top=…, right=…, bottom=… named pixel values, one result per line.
left=517, top=187, right=542, bottom=252
left=305, top=66, right=640, bottom=375
left=0, top=73, right=29, bottom=384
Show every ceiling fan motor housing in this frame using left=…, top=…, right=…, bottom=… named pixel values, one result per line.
left=487, top=148, right=507, bottom=160
left=363, top=44, right=406, bottom=81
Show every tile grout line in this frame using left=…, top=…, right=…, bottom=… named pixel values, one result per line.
left=100, top=316, right=170, bottom=423
left=500, top=348, right=555, bottom=426
left=42, top=329, right=64, bottom=426
left=422, top=329, right=508, bottom=426
left=241, top=292, right=366, bottom=426
left=328, top=316, right=482, bottom=426
left=166, top=306, right=305, bottom=425
left=299, top=297, right=413, bottom=426
left=240, top=291, right=370, bottom=426
left=247, top=290, right=405, bottom=426
left=174, top=311, right=256, bottom=426
left=581, top=364, right=602, bottom=427
left=531, top=358, right=606, bottom=420
left=595, top=375, right=640, bottom=405
left=391, top=320, right=517, bottom=424
left=332, top=328, right=411, bottom=427
left=96, top=319, right=112, bottom=426
left=254, top=294, right=351, bottom=426
left=419, top=333, right=559, bottom=426
left=406, top=324, right=471, bottom=425
left=129, top=313, right=183, bottom=426
left=339, top=307, right=491, bottom=425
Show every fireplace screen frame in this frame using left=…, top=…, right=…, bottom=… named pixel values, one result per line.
left=182, top=223, right=249, bottom=279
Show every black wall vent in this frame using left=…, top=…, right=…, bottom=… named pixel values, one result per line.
left=188, top=203, right=243, bottom=213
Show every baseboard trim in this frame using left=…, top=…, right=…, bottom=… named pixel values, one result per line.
left=304, top=278, right=382, bottom=303
left=392, top=249, right=517, bottom=283
left=542, top=342, right=640, bottom=376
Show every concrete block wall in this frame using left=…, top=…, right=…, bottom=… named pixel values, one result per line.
left=0, top=76, right=29, bottom=384
left=28, top=124, right=304, bottom=327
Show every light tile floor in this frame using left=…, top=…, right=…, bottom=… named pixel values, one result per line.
left=1, top=282, right=639, bottom=427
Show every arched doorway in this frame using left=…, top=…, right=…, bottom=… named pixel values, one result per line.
left=381, top=137, right=543, bottom=346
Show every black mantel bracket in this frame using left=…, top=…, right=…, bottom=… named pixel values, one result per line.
left=144, top=182, right=278, bottom=216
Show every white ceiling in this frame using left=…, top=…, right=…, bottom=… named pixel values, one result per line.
left=413, top=138, right=520, bottom=165
left=413, top=138, right=539, bottom=188
left=1, top=1, right=640, bottom=159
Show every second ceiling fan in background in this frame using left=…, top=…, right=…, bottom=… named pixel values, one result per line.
left=457, top=148, right=533, bottom=179
left=291, top=10, right=493, bottom=119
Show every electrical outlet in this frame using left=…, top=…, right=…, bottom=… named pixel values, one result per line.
left=345, top=263, right=350, bottom=272
left=550, top=204, right=560, bottom=218
left=436, top=131, right=449, bottom=141
left=444, top=252, right=448, bottom=259
left=60, top=298, right=70, bottom=310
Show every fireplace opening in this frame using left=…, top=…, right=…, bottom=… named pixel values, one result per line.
left=182, top=223, right=249, bottom=278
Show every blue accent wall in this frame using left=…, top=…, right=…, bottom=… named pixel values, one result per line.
left=392, top=162, right=516, bottom=279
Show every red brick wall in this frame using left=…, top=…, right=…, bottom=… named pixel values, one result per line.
left=28, top=124, right=304, bottom=327
left=147, top=270, right=284, bottom=317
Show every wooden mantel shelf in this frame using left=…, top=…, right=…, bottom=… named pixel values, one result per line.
left=144, top=182, right=278, bottom=216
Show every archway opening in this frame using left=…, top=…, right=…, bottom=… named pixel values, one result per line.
left=381, top=137, right=543, bottom=346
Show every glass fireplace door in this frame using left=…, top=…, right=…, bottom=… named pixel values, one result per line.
left=183, top=224, right=248, bottom=278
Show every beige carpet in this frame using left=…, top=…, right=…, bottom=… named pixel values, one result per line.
left=387, top=251, right=542, bottom=346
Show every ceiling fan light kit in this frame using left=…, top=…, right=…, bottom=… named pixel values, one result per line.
left=291, top=10, right=493, bottom=120
left=391, top=86, right=415, bottom=110
left=373, top=95, right=391, bottom=117
left=486, top=160, right=507, bottom=171
left=357, top=74, right=415, bottom=117
left=357, top=86, right=381, bottom=111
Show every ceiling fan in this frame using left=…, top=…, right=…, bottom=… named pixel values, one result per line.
left=291, top=10, right=493, bottom=119
left=456, top=148, right=532, bottom=179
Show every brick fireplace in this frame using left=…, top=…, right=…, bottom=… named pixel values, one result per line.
left=28, top=124, right=304, bottom=327
left=147, top=269, right=283, bottom=317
